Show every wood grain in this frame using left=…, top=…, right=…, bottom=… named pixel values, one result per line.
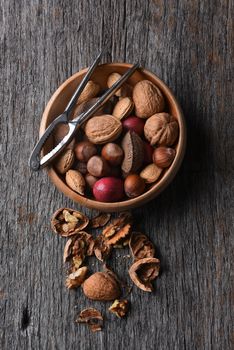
left=0, top=0, right=233, bottom=349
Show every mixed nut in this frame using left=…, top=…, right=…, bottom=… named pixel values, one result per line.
left=50, top=208, right=161, bottom=332
left=52, top=74, right=179, bottom=202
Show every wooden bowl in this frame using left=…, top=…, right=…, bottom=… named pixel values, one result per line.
left=40, top=63, right=186, bottom=212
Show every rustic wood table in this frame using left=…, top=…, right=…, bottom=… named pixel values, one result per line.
left=1, top=1, right=233, bottom=349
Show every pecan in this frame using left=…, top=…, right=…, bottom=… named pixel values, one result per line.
left=129, top=257, right=160, bottom=292
left=109, top=299, right=129, bottom=318
left=76, top=308, right=103, bottom=332
left=129, top=232, right=155, bottom=261
left=65, top=266, right=88, bottom=289
left=90, top=213, right=111, bottom=228
left=102, top=212, right=132, bottom=245
left=94, top=235, right=112, bottom=262
left=51, top=208, right=89, bottom=237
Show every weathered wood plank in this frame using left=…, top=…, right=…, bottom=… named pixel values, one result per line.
left=0, top=0, right=233, bottom=349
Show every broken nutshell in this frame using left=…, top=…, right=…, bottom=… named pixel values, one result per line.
left=65, top=266, right=88, bottom=289
left=128, top=257, right=160, bottom=292
left=63, top=231, right=93, bottom=268
left=51, top=208, right=89, bottom=237
left=76, top=308, right=103, bottom=332
left=93, top=235, right=112, bottom=262
left=109, top=299, right=129, bottom=318
left=90, top=213, right=111, bottom=228
left=129, top=232, right=155, bottom=261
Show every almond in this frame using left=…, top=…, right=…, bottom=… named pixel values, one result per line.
left=140, top=163, right=162, bottom=183
left=77, top=81, right=100, bottom=104
left=65, top=170, right=86, bottom=195
left=84, top=115, right=122, bottom=144
left=54, top=149, right=74, bottom=174
left=112, top=97, right=134, bottom=120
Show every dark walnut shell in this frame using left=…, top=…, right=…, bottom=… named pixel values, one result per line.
left=144, top=113, right=179, bottom=146
left=129, top=232, right=155, bottom=261
left=63, top=231, right=93, bottom=266
left=121, top=131, right=144, bottom=175
left=90, top=213, right=111, bottom=228
left=76, top=307, right=103, bottom=333
left=129, top=257, right=160, bottom=292
left=51, top=208, right=89, bottom=237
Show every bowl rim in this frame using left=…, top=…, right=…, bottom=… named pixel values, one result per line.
left=40, top=63, right=186, bottom=212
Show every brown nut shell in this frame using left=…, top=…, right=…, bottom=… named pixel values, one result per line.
left=65, top=170, right=86, bottom=195
left=84, top=115, right=122, bottom=144
left=121, top=131, right=144, bottom=175
left=133, top=80, right=165, bottom=118
left=112, top=97, right=134, bottom=120
left=76, top=307, right=103, bottom=332
left=107, top=72, right=129, bottom=97
left=124, top=174, right=145, bottom=198
left=101, top=143, right=124, bottom=166
left=54, top=149, right=75, bottom=174
left=72, top=97, right=112, bottom=119
left=129, top=257, right=160, bottom=292
left=153, top=147, right=176, bottom=168
left=51, top=208, right=89, bottom=237
left=93, top=235, right=112, bottom=262
left=85, top=173, right=98, bottom=189
left=82, top=271, right=121, bottom=301
left=144, top=113, right=179, bottom=146
left=90, top=213, right=111, bottom=228
left=74, top=141, right=97, bottom=162
left=129, top=232, right=155, bottom=261
left=140, top=163, right=162, bottom=183
left=87, top=155, right=110, bottom=177
left=77, top=81, right=100, bottom=104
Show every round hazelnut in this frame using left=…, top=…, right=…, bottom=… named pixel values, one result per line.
left=122, top=115, right=145, bottom=136
left=85, top=173, right=98, bottom=189
left=74, top=141, right=97, bottom=162
left=124, top=174, right=145, bottom=198
left=73, top=161, right=87, bottom=175
left=153, top=147, right=176, bottom=168
left=101, top=143, right=123, bottom=166
left=87, top=156, right=110, bottom=178
left=93, top=177, right=124, bottom=202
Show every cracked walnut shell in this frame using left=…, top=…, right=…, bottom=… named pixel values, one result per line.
left=129, top=232, right=155, bottom=261
left=76, top=308, right=103, bottom=332
left=144, top=113, right=179, bottom=146
left=129, top=257, right=160, bottom=292
left=51, top=208, right=89, bottom=237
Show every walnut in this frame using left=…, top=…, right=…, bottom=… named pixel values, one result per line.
left=102, top=212, right=132, bottom=245
left=144, top=113, right=179, bottom=146
left=65, top=266, right=88, bottom=289
left=129, top=232, right=155, bottom=261
left=129, top=257, right=160, bottom=292
left=109, top=299, right=129, bottom=318
left=76, top=308, right=103, bottom=332
left=51, top=208, right=89, bottom=237
left=90, top=213, right=111, bottom=228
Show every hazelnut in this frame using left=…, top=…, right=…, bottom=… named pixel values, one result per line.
left=85, top=173, right=98, bottom=189
left=74, top=141, right=97, bottom=162
left=101, top=143, right=124, bottom=166
left=87, top=156, right=110, bottom=178
left=74, top=162, right=87, bottom=175
left=93, top=177, right=124, bottom=202
left=124, top=174, right=145, bottom=198
left=122, top=115, right=145, bottom=136
left=153, top=147, right=176, bottom=168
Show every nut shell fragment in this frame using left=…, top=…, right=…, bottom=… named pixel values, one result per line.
left=82, top=271, right=121, bottom=301
left=76, top=308, right=103, bottom=332
left=65, top=266, right=88, bottom=289
left=129, top=232, right=155, bottom=261
left=129, top=257, right=160, bottom=292
left=94, top=235, right=112, bottom=262
left=90, top=213, right=111, bottom=228
left=51, top=208, right=89, bottom=237
left=109, top=299, right=129, bottom=318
